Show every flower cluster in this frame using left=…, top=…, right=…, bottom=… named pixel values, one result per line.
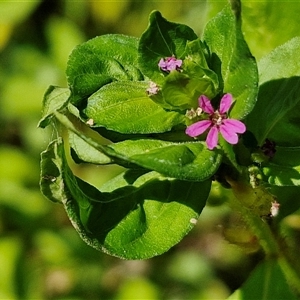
left=158, top=56, right=182, bottom=72
left=146, top=81, right=159, bottom=95
left=185, top=94, right=246, bottom=150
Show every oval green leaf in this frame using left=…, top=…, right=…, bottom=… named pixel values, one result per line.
left=84, top=81, right=185, bottom=134
left=66, top=34, right=144, bottom=106
left=40, top=139, right=212, bottom=259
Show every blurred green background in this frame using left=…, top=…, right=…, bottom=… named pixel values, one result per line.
left=1, top=1, right=300, bottom=299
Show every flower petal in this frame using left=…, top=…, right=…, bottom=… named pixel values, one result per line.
left=222, top=119, right=246, bottom=133
left=206, top=126, right=219, bottom=150
left=219, top=93, right=233, bottom=114
left=158, top=56, right=182, bottom=72
left=219, top=124, right=239, bottom=144
left=199, top=95, right=214, bottom=114
left=158, top=59, right=168, bottom=72
left=185, top=120, right=211, bottom=137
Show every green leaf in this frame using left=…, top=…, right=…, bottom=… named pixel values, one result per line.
left=38, top=86, right=70, bottom=128
left=40, top=139, right=211, bottom=259
left=53, top=111, right=123, bottom=161
left=109, top=139, right=223, bottom=181
left=242, top=4, right=300, bottom=59
left=54, top=111, right=221, bottom=181
left=271, top=146, right=300, bottom=168
left=40, top=137, right=65, bottom=203
left=138, top=10, right=197, bottom=84
left=258, top=37, right=300, bottom=84
left=84, top=81, right=185, bottom=134
left=66, top=34, right=143, bottom=106
left=246, top=38, right=300, bottom=146
left=203, top=4, right=258, bottom=119
left=98, top=172, right=211, bottom=259
left=69, top=131, right=112, bottom=165
left=228, top=260, right=298, bottom=300
left=160, top=68, right=218, bottom=110
left=183, top=39, right=220, bottom=101
left=263, top=164, right=300, bottom=187
left=246, top=76, right=300, bottom=146
left=184, top=38, right=211, bottom=70
left=262, top=146, right=300, bottom=186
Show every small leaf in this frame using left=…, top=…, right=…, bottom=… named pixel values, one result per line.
left=66, top=34, right=143, bottom=106
left=185, top=38, right=211, bottom=69
left=138, top=11, right=197, bottom=84
left=84, top=81, right=185, bottom=134
left=161, top=69, right=218, bottom=110
left=203, top=4, right=258, bottom=119
left=40, top=138, right=212, bottom=259
left=38, top=86, right=70, bottom=128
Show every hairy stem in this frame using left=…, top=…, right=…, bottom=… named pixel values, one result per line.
left=226, top=177, right=300, bottom=294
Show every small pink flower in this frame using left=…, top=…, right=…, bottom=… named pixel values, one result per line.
left=158, top=55, right=182, bottom=72
left=185, top=94, right=246, bottom=150
left=146, top=81, right=159, bottom=95
left=270, top=201, right=280, bottom=217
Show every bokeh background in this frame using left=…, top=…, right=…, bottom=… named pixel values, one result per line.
left=1, top=1, right=300, bottom=299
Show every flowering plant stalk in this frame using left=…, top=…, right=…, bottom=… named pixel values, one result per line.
left=39, top=0, right=300, bottom=297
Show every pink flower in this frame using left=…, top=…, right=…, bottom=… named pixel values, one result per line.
left=158, top=56, right=182, bottom=72
left=270, top=201, right=280, bottom=217
left=146, top=81, right=159, bottom=95
left=185, top=94, right=246, bottom=150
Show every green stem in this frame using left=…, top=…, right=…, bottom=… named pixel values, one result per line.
left=226, top=177, right=300, bottom=294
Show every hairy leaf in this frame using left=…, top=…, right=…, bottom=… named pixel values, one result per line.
left=66, top=34, right=143, bottom=106
left=40, top=139, right=211, bottom=259
left=84, top=81, right=185, bottom=134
